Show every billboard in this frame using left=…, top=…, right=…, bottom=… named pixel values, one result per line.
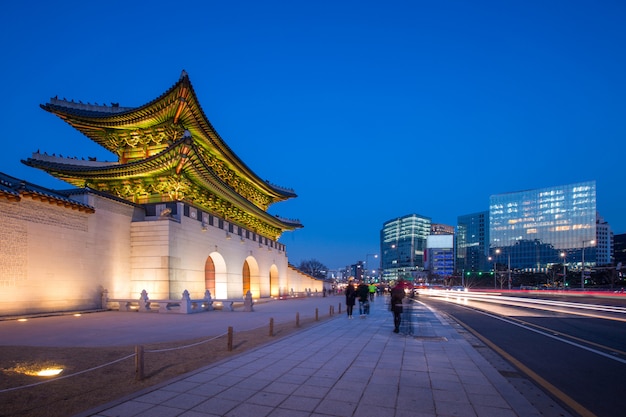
left=427, top=235, right=453, bottom=249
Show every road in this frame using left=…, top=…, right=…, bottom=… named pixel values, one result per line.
left=417, top=290, right=626, bottom=417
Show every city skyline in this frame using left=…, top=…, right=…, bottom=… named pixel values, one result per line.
left=1, top=1, right=625, bottom=270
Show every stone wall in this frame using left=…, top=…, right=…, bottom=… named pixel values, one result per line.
left=128, top=204, right=293, bottom=300
left=0, top=192, right=317, bottom=317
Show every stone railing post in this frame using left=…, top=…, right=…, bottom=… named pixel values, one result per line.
left=244, top=290, right=254, bottom=312
left=101, top=289, right=109, bottom=310
left=138, top=289, right=151, bottom=312
left=181, top=290, right=192, bottom=313
left=204, top=289, right=214, bottom=311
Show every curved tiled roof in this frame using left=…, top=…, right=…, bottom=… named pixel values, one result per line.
left=39, top=70, right=296, bottom=201
left=28, top=71, right=302, bottom=238
left=0, top=171, right=94, bottom=212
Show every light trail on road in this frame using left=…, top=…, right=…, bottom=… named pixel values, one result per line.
left=417, top=293, right=626, bottom=417
left=425, top=299, right=626, bottom=364
left=420, top=290, right=626, bottom=322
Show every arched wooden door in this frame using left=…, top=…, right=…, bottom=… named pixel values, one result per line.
left=205, top=256, right=215, bottom=294
left=270, top=264, right=279, bottom=297
left=242, top=260, right=251, bottom=295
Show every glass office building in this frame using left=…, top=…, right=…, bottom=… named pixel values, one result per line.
left=489, top=181, right=597, bottom=272
left=380, top=214, right=431, bottom=281
left=456, top=211, right=489, bottom=273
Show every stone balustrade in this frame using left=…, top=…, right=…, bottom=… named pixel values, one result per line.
left=101, top=289, right=254, bottom=313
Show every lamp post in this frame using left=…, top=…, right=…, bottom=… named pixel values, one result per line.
left=488, top=256, right=494, bottom=288
left=391, top=243, right=399, bottom=281
left=489, top=248, right=500, bottom=289
left=507, top=252, right=511, bottom=290
left=560, top=252, right=566, bottom=289
left=365, top=254, right=378, bottom=282
left=581, top=239, right=595, bottom=290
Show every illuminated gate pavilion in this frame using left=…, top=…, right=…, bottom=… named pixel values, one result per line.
left=13, top=71, right=315, bottom=312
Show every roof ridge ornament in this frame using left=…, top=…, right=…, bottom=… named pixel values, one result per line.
left=48, top=96, right=132, bottom=114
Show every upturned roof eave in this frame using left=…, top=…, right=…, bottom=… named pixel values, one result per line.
left=21, top=142, right=299, bottom=232
left=39, top=71, right=296, bottom=201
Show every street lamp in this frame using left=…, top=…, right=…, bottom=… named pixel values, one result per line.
left=560, top=252, right=566, bottom=289
left=581, top=239, right=595, bottom=290
left=506, top=252, right=511, bottom=290
left=365, top=254, right=378, bottom=282
left=489, top=248, right=500, bottom=289
left=488, top=256, right=494, bottom=288
left=390, top=244, right=399, bottom=281
left=494, top=248, right=501, bottom=289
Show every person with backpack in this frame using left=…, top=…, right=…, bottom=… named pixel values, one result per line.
left=356, top=281, right=370, bottom=318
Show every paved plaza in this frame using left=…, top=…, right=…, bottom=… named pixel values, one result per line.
left=1, top=295, right=571, bottom=417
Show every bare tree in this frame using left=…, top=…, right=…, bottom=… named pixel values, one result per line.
left=298, top=259, right=328, bottom=280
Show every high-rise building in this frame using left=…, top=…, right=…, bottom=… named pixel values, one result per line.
left=614, top=234, right=626, bottom=269
left=596, top=213, right=613, bottom=266
left=456, top=211, right=489, bottom=274
left=489, top=181, right=598, bottom=272
left=380, top=214, right=431, bottom=282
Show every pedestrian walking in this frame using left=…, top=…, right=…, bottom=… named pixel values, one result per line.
left=390, top=281, right=405, bottom=333
left=345, top=281, right=357, bottom=319
left=368, top=283, right=376, bottom=302
left=357, top=281, right=370, bottom=317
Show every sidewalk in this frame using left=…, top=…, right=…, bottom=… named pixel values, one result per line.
left=72, top=296, right=568, bottom=417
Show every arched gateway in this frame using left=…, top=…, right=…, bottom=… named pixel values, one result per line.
left=16, top=71, right=313, bottom=306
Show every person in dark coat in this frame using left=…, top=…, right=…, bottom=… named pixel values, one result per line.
left=390, top=281, right=405, bottom=333
left=345, top=281, right=357, bottom=319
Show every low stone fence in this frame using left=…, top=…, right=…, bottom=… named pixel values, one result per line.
left=102, top=289, right=254, bottom=314
left=281, top=288, right=326, bottom=298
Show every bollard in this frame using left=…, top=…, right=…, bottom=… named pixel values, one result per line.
left=315, top=307, right=319, bottom=321
left=329, top=305, right=332, bottom=316
left=269, top=317, right=274, bottom=337
left=296, top=312, right=300, bottom=327
left=338, top=303, right=342, bottom=314
left=135, top=345, right=144, bottom=381
left=227, top=326, right=233, bottom=351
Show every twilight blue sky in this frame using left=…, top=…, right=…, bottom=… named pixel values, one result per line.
left=1, top=1, right=625, bottom=270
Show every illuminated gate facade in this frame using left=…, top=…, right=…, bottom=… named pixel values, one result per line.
left=21, top=71, right=304, bottom=301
